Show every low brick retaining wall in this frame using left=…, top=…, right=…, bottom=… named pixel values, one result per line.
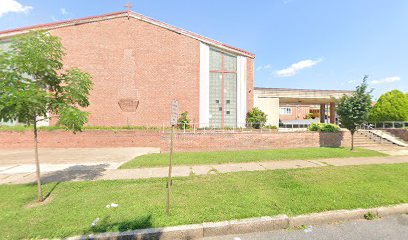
left=0, top=130, right=351, bottom=152
left=381, top=129, right=408, bottom=142
left=0, top=130, right=161, bottom=148
left=160, top=131, right=351, bottom=152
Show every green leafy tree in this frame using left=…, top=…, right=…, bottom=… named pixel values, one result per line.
left=177, top=111, right=191, bottom=130
left=369, top=90, right=408, bottom=122
left=337, top=76, right=372, bottom=150
left=246, top=107, right=267, bottom=129
left=0, top=31, right=93, bottom=202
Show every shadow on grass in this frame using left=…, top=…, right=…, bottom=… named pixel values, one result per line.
left=40, top=164, right=109, bottom=184
left=43, top=181, right=60, bottom=201
left=84, top=215, right=163, bottom=239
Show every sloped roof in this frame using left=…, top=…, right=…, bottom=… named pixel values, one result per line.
left=0, top=11, right=255, bottom=58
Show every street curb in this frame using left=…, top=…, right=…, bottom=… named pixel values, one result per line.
left=66, top=204, right=408, bottom=240
left=202, top=215, right=289, bottom=237
left=377, top=203, right=408, bottom=217
left=289, top=209, right=367, bottom=227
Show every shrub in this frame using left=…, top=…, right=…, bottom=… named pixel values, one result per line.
left=308, top=123, right=340, bottom=132
left=246, top=107, right=267, bottom=129
left=320, top=123, right=341, bottom=132
left=308, top=123, right=320, bottom=131
left=177, top=111, right=191, bottom=130
left=264, top=125, right=278, bottom=129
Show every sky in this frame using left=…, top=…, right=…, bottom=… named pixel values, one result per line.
left=0, top=0, right=407, bottom=99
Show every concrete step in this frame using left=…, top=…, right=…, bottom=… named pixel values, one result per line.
left=353, top=140, right=383, bottom=143
left=355, top=144, right=396, bottom=148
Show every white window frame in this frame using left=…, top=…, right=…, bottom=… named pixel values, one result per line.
left=280, top=107, right=292, bottom=115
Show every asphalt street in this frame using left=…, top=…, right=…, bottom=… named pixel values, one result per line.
left=203, top=215, right=408, bottom=240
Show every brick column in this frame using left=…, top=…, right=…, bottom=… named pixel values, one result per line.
left=320, top=104, right=326, bottom=123
left=330, top=102, right=336, bottom=124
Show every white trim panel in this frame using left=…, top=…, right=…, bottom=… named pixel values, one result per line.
left=199, top=42, right=210, bottom=128
left=237, top=56, right=247, bottom=127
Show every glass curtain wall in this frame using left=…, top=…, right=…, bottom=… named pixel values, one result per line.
left=209, top=49, right=237, bottom=128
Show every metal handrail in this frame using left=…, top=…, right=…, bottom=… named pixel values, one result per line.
left=371, top=121, right=408, bottom=129
left=161, top=122, right=279, bottom=134
left=359, top=123, right=391, bottom=144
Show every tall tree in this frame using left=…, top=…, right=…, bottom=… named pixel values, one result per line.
left=0, top=31, right=93, bottom=202
left=337, top=76, right=372, bottom=150
left=369, top=90, right=408, bottom=122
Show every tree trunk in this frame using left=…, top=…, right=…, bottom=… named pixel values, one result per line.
left=33, top=120, right=43, bottom=202
left=351, top=131, right=355, bottom=151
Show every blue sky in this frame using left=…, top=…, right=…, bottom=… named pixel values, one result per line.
left=1, top=0, right=407, bottom=98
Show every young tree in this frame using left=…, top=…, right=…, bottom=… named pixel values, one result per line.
left=337, top=76, right=372, bottom=150
left=369, top=90, right=408, bottom=122
left=0, top=31, right=93, bottom=202
left=246, top=107, right=267, bottom=129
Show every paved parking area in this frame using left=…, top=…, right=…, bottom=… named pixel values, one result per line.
left=0, top=147, right=160, bottom=184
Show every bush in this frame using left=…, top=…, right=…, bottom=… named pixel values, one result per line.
left=320, top=123, right=341, bottom=132
left=264, top=125, right=278, bottom=129
left=246, top=107, right=267, bottom=129
left=308, top=123, right=340, bottom=132
left=177, top=111, right=191, bottom=130
left=308, top=123, right=320, bottom=131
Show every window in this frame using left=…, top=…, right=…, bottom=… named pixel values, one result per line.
left=209, top=49, right=237, bottom=128
left=280, top=107, right=292, bottom=115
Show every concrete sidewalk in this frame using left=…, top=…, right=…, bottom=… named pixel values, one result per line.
left=1, top=155, right=407, bottom=185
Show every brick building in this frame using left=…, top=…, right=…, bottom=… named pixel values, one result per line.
left=0, top=11, right=255, bottom=128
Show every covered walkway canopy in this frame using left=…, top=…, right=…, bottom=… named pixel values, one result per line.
left=254, top=88, right=354, bottom=127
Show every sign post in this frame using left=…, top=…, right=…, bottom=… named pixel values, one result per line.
left=167, top=100, right=179, bottom=214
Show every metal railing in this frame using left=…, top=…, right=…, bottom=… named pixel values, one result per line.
left=358, top=123, right=391, bottom=145
left=279, top=122, right=312, bottom=129
left=161, top=122, right=279, bottom=134
left=370, top=121, right=408, bottom=129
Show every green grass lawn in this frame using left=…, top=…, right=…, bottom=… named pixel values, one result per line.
left=120, top=147, right=386, bottom=169
left=1, top=163, right=407, bottom=239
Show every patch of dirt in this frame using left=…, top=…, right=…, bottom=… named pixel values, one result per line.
left=25, top=195, right=54, bottom=208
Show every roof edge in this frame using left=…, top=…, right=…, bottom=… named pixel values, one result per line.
left=255, top=87, right=354, bottom=93
left=0, top=11, right=255, bottom=58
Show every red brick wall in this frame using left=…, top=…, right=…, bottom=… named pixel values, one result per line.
left=0, top=130, right=161, bottom=148
left=160, top=131, right=351, bottom=152
left=49, top=17, right=201, bottom=127
left=0, top=130, right=350, bottom=151
left=47, top=17, right=255, bottom=127
left=279, top=105, right=311, bottom=121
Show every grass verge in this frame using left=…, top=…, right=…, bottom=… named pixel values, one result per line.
left=1, top=163, right=407, bottom=239
left=120, top=147, right=386, bottom=168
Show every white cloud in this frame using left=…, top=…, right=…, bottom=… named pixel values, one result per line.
left=60, top=8, right=68, bottom=15
left=256, top=64, right=272, bottom=71
left=370, top=76, right=401, bottom=85
left=347, top=80, right=355, bottom=84
left=275, top=59, right=322, bottom=77
left=0, top=0, right=32, bottom=17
